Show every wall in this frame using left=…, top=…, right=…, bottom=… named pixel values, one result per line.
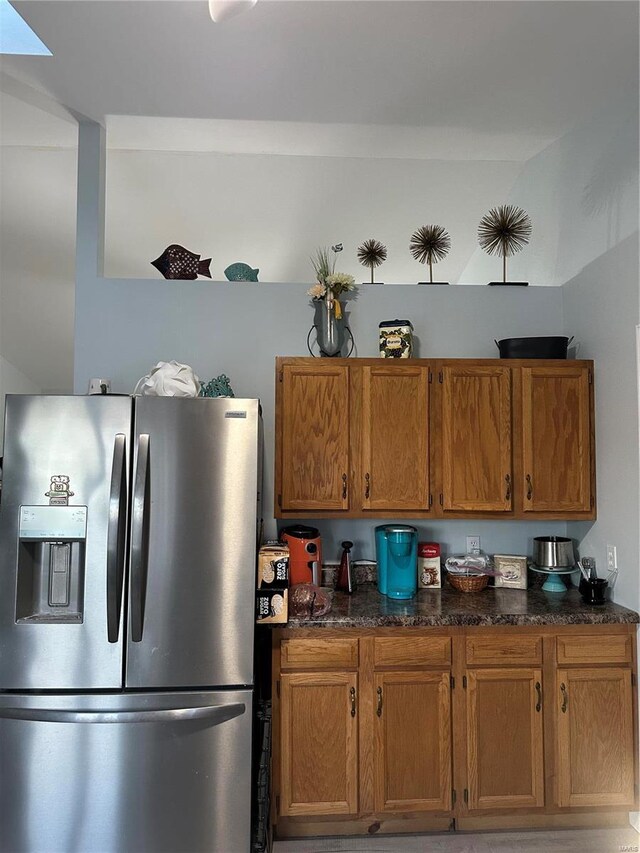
left=103, top=148, right=524, bottom=285
left=0, top=355, right=41, bottom=451
left=563, top=237, right=639, bottom=609
left=0, top=95, right=77, bottom=393
left=497, top=94, right=640, bottom=611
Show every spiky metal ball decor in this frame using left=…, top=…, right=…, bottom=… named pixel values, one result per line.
left=478, top=204, right=532, bottom=286
left=409, top=225, right=451, bottom=284
left=357, top=239, right=387, bottom=284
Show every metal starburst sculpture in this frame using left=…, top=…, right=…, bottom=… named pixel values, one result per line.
left=478, top=204, right=532, bottom=283
left=357, top=239, right=387, bottom=284
left=409, top=225, right=451, bottom=283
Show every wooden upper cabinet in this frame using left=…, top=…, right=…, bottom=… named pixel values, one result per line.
left=556, top=667, right=635, bottom=808
left=360, top=364, right=430, bottom=511
left=279, top=363, right=350, bottom=511
left=521, top=365, right=593, bottom=513
left=440, top=363, right=512, bottom=512
left=275, top=358, right=596, bottom=519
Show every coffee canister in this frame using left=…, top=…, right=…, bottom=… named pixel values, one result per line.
left=379, top=320, right=414, bottom=358
left=418, top=542, right=441, bottom=588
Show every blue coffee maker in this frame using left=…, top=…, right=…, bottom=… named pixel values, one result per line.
left=375, top=525, right=418, bottom=599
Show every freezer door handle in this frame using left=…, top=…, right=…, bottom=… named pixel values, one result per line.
left=130, top=433, right=150, bottom=643
left=0, top=702, right=246, bottom=725
left=107, top=433, right=127, bottom=643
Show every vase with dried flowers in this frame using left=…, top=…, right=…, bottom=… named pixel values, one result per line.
left=307, top=244, right=357, bottom=357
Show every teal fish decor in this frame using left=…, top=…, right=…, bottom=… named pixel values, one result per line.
left=199, top=375, right=235, bottom=398
left=224, top=263, right=259, bottom=282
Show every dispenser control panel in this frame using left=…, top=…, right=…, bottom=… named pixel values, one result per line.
left=19, top=506, right=87, bottom=540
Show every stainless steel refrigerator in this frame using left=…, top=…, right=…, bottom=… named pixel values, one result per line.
left=0, top=394, right=262, bottom=853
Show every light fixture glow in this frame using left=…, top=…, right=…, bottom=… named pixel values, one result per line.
left=208, top=0, right=257, bottom=24
left=0, top=0, right=51, bottom=55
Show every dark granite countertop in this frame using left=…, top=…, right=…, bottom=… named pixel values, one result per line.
left=284, top=584, right=640, bottom=628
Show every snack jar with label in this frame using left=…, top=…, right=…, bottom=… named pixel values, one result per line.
left=379, top=320, right=414, bottom=358
left=418, top=542, right=441, bottom=588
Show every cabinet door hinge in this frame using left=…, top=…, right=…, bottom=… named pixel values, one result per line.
left=631, top=672, right=636, bottom=687
left=438, top=370, right=443, bottom=383
left=452, top=788, right=457, bottom=804
left=588, top=370, right=592, bottom=384
left=276, top=794, right=280, bottom=814
left=276, top=680, right=280, bottom=698
left=278, top=371, right=283, bottom=383
left=590, top=494, right=594, bottom=509
left=277, top=494, right=282, bottom=508
left=462, top=675, right=467, bottom=689
left=450, top=675, right=455, bottom=690
left=463, top=788, right=469, bottom=804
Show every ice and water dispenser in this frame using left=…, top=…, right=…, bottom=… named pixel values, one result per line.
left=15, top=505, right=87, bottom=622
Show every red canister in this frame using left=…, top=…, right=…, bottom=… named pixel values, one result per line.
left=418, top=542, right=441, bottom=588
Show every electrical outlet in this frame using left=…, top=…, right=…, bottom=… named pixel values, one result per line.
left=606, top=544, right=618, bottom=571
left=466, top=535, right=481, bottom=555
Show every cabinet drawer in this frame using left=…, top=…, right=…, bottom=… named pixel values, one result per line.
left=374, top=636, right=451, bottom=668
left=281, top=638, right=358, bottom=670
left=466, top=635, right=542, bottom=666
left=557, top=634, right=632, bottom=665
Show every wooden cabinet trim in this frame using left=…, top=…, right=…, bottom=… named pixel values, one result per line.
left=281, top=637, right=359, bottom=670
left=374, top=636, right=451, bottom=668
left=556, top=634, right=632, bottom=665
left=466, top=635, right=542, bottom=666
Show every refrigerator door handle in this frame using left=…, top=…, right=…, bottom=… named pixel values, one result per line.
left=130, top=433, right=150, bottom=643
left=0, top=702, right=246, bottom=725
left=107, top=433, right=127, bottom=643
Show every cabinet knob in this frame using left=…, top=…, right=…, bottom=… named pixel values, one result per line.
left=376, top=686, right=383, bottom=717
left=560, top=682, right=568, bottom=714
left=505, top=473, right=511, bottom=502
left=526, top=474, right=533, bottom=501
left=365, top=473, right=371, bottom=500
left=350, top=686, right=356, bottom=717
left=535, top=681, right=542, bottom=713
left=342, top=473, right=348, bottom=500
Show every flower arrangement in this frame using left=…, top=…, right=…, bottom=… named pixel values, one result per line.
left=307, top=244, right=356, bottom=319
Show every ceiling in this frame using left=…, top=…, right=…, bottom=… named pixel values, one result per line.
left=2, top=1, right=638, bottom=145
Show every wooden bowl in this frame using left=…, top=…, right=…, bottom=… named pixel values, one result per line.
left=447, top=573, right=489, bottom=593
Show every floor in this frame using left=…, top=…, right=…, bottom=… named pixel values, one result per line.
left=273, top=826, right=640, bottom=853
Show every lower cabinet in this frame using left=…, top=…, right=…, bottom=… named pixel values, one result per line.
left=466, top=668, right=544, bottom=810
left=273, top=626, right=638, bottom=836
left=374, top=670, right=452, bottom=812
left=556, top=667, right=635, bottom=808
left=279, top=671, right=358, bottom=816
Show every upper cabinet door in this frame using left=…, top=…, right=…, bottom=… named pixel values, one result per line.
left=441, top=364, right=512, bottom=512
left=360, top=365, right=430, bottom=511
left=279, top=364, right=350, bottom=511
left=521, top=366, right=593, bottom=513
